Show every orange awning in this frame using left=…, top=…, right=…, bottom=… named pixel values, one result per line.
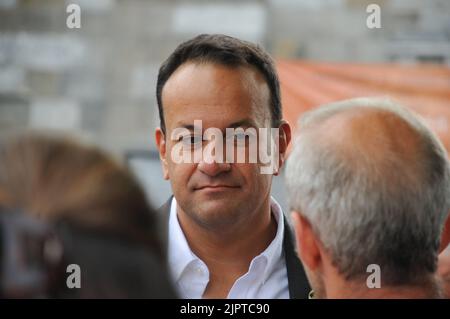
left=277, top=60, right=450, bottom=151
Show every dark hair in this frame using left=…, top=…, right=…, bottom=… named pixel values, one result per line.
left=0, top=208, right=177, bottom=298
left=156, top=34, right=282, bottom=133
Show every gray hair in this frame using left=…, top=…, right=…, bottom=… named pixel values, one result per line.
left=286, top=97, right=450, bottom=285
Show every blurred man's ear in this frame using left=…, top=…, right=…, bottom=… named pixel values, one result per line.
left=439, top=213, right=450, bottom=253
left=275, top=120, right=291, bottom=176
left=291, top=212, right=321, bottom=271
left=155, top=128, right=169, bottom=180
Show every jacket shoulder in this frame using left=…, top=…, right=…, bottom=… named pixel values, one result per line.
left=156, top=196, right=173, bottom=250
left=283, top=216, right=311, bottom=299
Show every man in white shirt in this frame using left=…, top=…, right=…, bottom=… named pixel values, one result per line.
left=168, top=196, right=288, bottom=298
left=154, top=34, right=310, bottom=298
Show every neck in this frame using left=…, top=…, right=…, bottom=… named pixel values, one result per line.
left=325, top=276, right=444, bottom=299
left=177, top=197, right=277, bottom=274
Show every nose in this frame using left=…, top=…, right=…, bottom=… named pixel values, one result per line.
left=197, top=157, right=231, bottom=177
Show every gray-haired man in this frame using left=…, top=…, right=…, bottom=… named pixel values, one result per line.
left=286, top=97, right=450, bottom=298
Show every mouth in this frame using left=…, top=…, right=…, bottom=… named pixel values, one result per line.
left=194, top=185, right=240, bottom=192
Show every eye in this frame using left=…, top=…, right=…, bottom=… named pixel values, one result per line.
left=227, top=130, right=256, bottom=146
left=180, top=135, right=203, bottom=148
left=234, top=132, right=247, bottom=141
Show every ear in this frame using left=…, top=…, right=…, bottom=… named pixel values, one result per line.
left=439, top=213, right=450, bottom=253
left=155, top=127, right=169, bottom=180
left=274, top=120, right=291, bottom=176
left=291, top=212, right=322, bottom=271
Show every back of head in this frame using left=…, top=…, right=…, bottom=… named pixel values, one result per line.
left=0, top=210, right=176, bottom=299
left=0, top=134, right=160, bottom=252
left=54, top=223, right=176, bottom=298
left=0, top=133, right=176, bottom=298
left=286, top=98, right=450, bottom=288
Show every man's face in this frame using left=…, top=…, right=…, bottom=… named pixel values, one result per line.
left=156, top=62, right=275, bottom=229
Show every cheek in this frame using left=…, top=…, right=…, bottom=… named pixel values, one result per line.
left=167, top=162, right=196, bottom=190
left=165, top=143, right=192, bottom=178
left=235, top=163, right=272, bottom=191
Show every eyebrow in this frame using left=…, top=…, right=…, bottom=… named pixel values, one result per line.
left=228, top=119, right=258, bottom=128
left=179, top=124, right=196, bottom=131
left=175, top=119, right=258, bottom=132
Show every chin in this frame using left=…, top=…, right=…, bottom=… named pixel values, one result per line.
left=189, top=200, right=246, bottom=228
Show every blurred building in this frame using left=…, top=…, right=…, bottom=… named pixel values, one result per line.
left=1, top=0, right=449, bottom=207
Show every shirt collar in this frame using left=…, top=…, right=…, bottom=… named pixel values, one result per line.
left=167, top=196, right=285, bottom=284
left=168, top=197, right=199, bottom=282
left=257, top=197, right=285, bottom=284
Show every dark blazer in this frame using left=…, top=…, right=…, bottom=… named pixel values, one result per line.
left=157, top=197, right=311, bottom=299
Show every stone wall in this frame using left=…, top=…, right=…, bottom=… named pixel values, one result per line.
left=1, top=0, right=449, bottom=154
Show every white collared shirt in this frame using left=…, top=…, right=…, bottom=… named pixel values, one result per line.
left=167, top=196, right=289, bottom=299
